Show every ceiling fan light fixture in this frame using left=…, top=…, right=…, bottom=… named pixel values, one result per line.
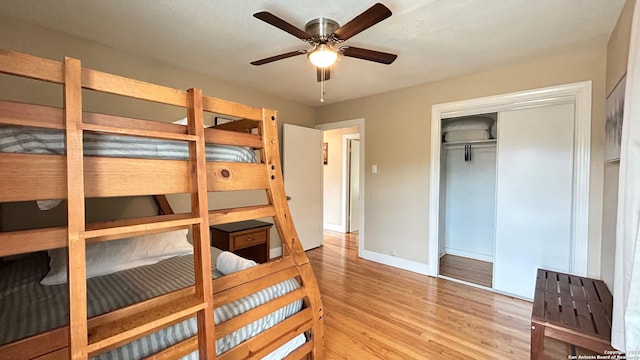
left=307, top=44, right=338, bottom=68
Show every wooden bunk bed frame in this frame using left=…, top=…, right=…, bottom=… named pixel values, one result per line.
left=0, top=49, right=323, bottom=359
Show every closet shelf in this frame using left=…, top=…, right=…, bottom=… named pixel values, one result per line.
left=442, top=139, right=496, bottom=148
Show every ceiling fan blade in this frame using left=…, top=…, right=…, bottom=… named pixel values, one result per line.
left=341, top=46, right=397, bottom=64
left=316, top=67, right=331, bottom=82
left=332, top=3, right=392, bottom=41
left=250, top=50, right=307, bottom=66
left=254, top=11, right=312, bottom=40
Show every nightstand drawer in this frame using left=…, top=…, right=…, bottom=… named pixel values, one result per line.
left=232, top=231, right=267, bottom=250
left=210, top=220, right=272, bottom=263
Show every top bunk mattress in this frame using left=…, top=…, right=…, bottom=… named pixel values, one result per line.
left=0, top=125, right=257, bottom=163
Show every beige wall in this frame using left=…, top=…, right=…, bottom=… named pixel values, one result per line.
left=0, top=16, right=316, bottom=251
left=316, top=42, right=608, bottom=276
left=601, top=0, right=636, bottom=288
left=322, top=126, right=360, bottom=229
left=0, top=11, right=631, bottom=274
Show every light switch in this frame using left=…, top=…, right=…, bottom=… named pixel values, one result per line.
left=371, top=164, right=377, bottom=174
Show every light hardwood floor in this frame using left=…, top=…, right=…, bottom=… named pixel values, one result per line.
left=439, top=254, right=493, bottom=288
left=307, top=231, right=576, bottom=359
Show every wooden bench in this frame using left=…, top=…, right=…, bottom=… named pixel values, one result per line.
left=531, top=269, right=614, bottom=359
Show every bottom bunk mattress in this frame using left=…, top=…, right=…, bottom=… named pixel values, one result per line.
left=0, top=248, right=303, bottom=359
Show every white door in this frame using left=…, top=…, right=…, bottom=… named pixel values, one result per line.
left=493, top=103, right=575, bottom=299
left=348, top=139, right=360, bottom=232
left=283, top=124, right=323, bottom=250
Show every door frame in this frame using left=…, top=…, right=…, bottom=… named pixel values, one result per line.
left=344, top=134, right=360, bottom=232
left=428, top=81, right=592, bottom=277
left=316, top=118, right=365, bottom=256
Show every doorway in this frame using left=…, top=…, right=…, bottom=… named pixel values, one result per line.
left=316, top=119, right=365, bottom=256
left=347, top=136, right=360, bottom=233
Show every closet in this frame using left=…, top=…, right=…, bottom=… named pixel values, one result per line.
left=438, top=103, right=576, bottom=300
left=439, top=113, right=497, bottom=288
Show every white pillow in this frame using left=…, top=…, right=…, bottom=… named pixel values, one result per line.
left=442, top=116, right=494, bottom=132
left=216, top=251, right=257, bottom=275
left=41, top=229, right=192, bottom=285
left=172, top=117, right=213, bottom=128
left=172, top=117, right=188, bottom=125
left=444, top=129, right=490, bottom=142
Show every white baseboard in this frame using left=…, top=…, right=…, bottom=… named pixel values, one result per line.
left=444, top=248, right=493, bottom=263
left=360, top=249, right=431, bottom=276
left=270, top=247, right=282, bottom=260
left=323, top=223, right=345, bottom=233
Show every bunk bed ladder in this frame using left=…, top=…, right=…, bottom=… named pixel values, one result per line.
left=62, top=58, right=216, bottom=359
left=64, top=57, right=89, bottom=360
left=260, top=110, right=325, bottom=359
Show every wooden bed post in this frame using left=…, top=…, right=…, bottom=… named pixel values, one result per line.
left=260, top=109, right=325, bottom=359
left=186, top=88, right=217, bottom=359
left=64, top=57, right=89, bottom=359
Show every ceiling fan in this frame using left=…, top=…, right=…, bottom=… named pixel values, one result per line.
left=250, top=3, right=398, bottom=83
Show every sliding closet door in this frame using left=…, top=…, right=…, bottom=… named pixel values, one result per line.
left=493, top=103, right=574, bottom=299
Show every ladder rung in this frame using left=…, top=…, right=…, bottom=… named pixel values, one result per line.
left=84, top=213, right=201, bottom=241
left=0, top=99, right=64, bottom=129
left=142, top=337, right=198, bottom=360
left=203, top=128, right=263, bottom=148
left=214, top=266, right=300, bottom=307
left=32, top=347, right=69, bottom=360
left=216, top=287, right=306, bottom=338
left=211, top=119, right=258, bottom=133
left=83, top=122, right=198, bottom=142
left=0, top=226, right=66, bottom=256
left=213, top=257, right=296, bottom=294
left=218, top=308, right=313, bottom=360
left=86, top=294, right=206, bottom=357
left=209, top=204, right=276, bottom=225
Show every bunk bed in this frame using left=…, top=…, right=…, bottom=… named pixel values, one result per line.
left=0, top=49, right=324, bottom=359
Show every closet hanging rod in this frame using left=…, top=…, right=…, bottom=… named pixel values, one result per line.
left=442, top=143, right=496, bottom=150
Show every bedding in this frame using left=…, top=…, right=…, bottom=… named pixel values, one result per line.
left=41, top=229, right=192, bottom=285
left=0, top=248, right=303, bottom=359
left=0, top=125, right=257, bottom=162
left=442, top=116, right=494, bottom=132
left=217, top=250, right=258, bottom=275
left=443, top=129, right=491, bottom=142
left=0, top=124, right=257, bottom=210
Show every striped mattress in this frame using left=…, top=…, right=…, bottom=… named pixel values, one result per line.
left=0, top=125, right=257, bottom=162
left=0, top=248, right=303, bottom=359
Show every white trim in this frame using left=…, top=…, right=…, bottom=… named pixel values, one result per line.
left=323, top=223, right=344, bottom=232
left=439, top=275, right=493, bottom=291
left=439, top=275, right=531, bottom=301
left=428, top=81, right=592, bottom=277
left=316, top=119, right=365, bottom=259
left=270, top=246, right=282, bottom=260
left=344, top=133, right=360, bottom=232
left=443, top=248, right=494, bottom=263
left=361, top=249, right=431, bottom=275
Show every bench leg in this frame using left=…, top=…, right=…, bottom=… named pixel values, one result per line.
left=531, top=322, right=544, bottom=360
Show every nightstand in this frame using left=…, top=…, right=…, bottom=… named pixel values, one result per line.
left=210, top=220, right=272, bottom=263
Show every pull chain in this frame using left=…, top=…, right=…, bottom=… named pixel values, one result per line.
left=320, top=69, right=325, bottom=103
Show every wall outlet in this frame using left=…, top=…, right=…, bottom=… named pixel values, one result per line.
left=372, top=164, right=378, bottom=174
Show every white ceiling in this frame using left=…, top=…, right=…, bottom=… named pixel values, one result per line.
left=0, top=0, right=625, bottom=106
